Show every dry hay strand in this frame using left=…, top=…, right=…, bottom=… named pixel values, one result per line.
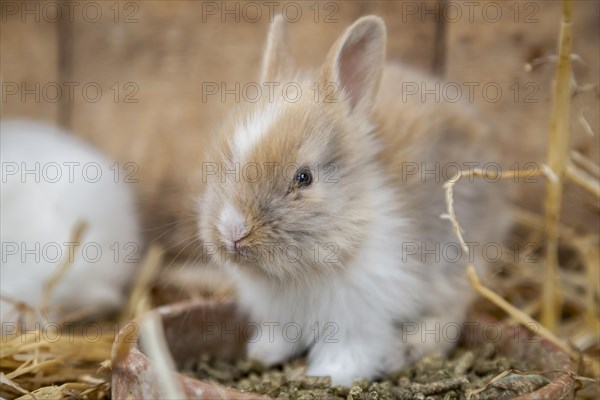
left=542, top=0, right=574, bottom=331
left=444, top=169, right=599, bottom=392
left=0, top=239, right=165, bottom=399
left=137, top=312, right=185, bottom=399
left=442, top=3, right=599, bottom=392
left=0, top=220, right=114, bottom=399
left=0, top=332, right=113, bottom=399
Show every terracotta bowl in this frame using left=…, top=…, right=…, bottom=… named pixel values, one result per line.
left=111, top=300, right=576, bottom=399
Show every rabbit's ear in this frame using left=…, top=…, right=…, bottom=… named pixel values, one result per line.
left=318, top=16, right=386, bottom=115
left=260, top=15, right=292, bottom=83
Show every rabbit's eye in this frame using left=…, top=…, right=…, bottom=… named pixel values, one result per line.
left=294, top=168, right=313, bottom=187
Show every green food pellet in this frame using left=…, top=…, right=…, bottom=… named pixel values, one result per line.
left=181, top=343, right=539, bottom=399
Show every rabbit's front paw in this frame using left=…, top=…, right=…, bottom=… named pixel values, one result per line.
left=307, top=341, right=381, bottom=386
left=247, top=325, right=303, bottom=367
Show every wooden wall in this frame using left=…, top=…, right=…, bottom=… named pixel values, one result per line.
left=2, top=0, right=598, bottom=250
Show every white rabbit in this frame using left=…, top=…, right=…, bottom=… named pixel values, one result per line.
left=1, top=120, right=142, bottom=328
left=197, top=16, right=510, bottom=385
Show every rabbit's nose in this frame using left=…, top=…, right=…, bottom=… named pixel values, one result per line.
left=217, top=203, right=251, bottom=251
left=223, top=232, right=249, bottom=253
left=234, top=238, right=242, bottom=250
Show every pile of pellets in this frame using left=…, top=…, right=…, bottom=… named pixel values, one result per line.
left=182, top=343, right=550, bottom=399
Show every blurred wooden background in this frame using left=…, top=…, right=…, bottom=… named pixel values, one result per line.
left=2, top=0, right=598, bottom=252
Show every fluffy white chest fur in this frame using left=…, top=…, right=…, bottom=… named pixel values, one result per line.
left=229, top=178, right=428, bottom=384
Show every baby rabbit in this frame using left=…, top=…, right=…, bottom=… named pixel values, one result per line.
left=1, top=120, right=142, bottom=328
left=198, top=16, right=509, bottom=384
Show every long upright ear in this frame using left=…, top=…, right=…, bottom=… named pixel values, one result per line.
left=318, top=16, right=386, bottom=115
left=259, top=15, right=292, bottom=83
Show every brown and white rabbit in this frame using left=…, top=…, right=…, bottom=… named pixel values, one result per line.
left=198, top=16, right=509, bottom=384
